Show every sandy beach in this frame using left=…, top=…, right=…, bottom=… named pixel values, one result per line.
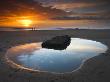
left=0, top=29, right=110, bottom=82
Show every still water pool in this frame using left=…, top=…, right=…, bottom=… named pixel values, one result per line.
left=6, top=38, right=108, bottom=73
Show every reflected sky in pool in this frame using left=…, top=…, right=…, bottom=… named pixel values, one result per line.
left=6, top=38, right=108, bottom=73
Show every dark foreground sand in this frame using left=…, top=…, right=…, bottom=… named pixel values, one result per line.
left=0, top=29, right=110, bottom=82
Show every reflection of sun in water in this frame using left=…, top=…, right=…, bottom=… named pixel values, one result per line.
left=19, top=19, right=32, bottom=27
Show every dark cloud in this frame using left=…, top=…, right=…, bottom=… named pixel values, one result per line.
left=35, top=0, right=110, bottom=15
left=0, top=0, right=110, bottom=20
left=0, top=0, right=67, bottom=18
left=71, top=2, right=110, bottom=13
left=36, top=0, right=110, bottom=4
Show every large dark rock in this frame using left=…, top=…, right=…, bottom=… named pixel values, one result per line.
left=42, top=35, right=71, bottom=50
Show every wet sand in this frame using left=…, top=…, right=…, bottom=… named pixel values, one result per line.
left=0, top=29, right=110, bottom=82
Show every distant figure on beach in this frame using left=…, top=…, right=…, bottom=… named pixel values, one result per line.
left=32, top=26, right=37, bottom=30
left=32, top=27, right=35, bottom=30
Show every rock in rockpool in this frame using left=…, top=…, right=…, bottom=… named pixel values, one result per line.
left=42, top=35, right=71, bottom=50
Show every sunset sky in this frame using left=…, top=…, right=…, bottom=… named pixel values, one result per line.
left=0, top=0, right=110, bottom=27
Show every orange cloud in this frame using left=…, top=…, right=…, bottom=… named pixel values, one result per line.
left=52, top=3, right=96, bottom=10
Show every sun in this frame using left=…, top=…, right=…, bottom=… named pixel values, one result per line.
left=19, top=19, right=32, bottom=27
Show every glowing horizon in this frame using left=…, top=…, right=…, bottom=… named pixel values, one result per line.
left=0, top=15, right=48, bottom=28
left=18, top=19, right=33, bottom=27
